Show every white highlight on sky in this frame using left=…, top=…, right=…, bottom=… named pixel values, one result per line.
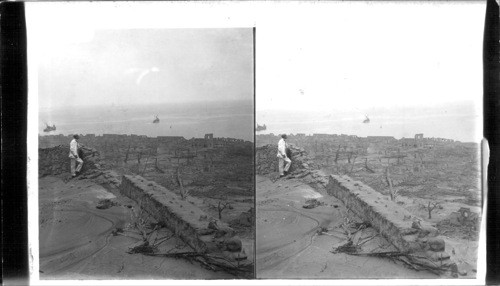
left=134, top=67, right=160, bottom=85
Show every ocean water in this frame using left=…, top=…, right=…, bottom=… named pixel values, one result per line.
left=256, top=101, right=482, bottom=143
left=39, top=100, right=254, bottom=141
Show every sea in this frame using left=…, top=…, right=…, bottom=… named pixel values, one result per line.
left=38, top=100, right=254, bottom=142
left=256, top=101, right=482, bottom=143
left=38, top=100, right=481, bottom=143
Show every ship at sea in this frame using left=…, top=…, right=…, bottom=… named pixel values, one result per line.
left=363, top=115, right=370, bottom=124
left=43, top=123, right=57, bottom=132
left=256, top=124, right=267, bottom=132
left=153, top=115, right=160, bottom=123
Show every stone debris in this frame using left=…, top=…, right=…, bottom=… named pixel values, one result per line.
left=302, top=198, right=325, bottom=209
left=96, top=199, right=119, bottom=210
left=119, top=175, right=251, bottom=271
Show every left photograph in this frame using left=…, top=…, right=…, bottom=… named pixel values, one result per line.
left=28, top=5, right=255, bottom=279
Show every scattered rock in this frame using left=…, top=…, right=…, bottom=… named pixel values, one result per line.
left=208, top=220, right=218, bottom=230
left=302, top=198, right=324, bottom=209
left=427, top=237, right=445, bottom=252
left=111, top=228, right=124, bottom=236
left=96, top=199, right=118, bottom=210
left=223, top=236, right=242, bottom=252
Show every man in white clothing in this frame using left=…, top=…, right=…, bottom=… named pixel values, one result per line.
left=277, top=134, right=291, bottom=177
left=69, top=134, right=83, bottom=177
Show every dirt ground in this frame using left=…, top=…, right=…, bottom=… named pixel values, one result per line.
left=39, top=175, right=235, bottom=279
left=256, top=175, right=439, bottom=279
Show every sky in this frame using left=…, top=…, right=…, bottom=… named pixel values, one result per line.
left=27, top=1, right=485, bottom=142
left=255, top=2, right=485, bottom=113
left=31, top=26, right=253, bottom=109
left=252, top=2, right=485, bottom=142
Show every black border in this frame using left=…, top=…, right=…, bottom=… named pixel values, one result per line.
left=1, top=1, right=29, bottom=285
left=253, top=26, right=257, bottom=279
left=484, top=0, right=500, bottom=284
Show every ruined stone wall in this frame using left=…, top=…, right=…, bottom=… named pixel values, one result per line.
left=119, top=175, right=245, bottom=256
left=327, top=175, right=455, bottom=272
left=38, top=145, right=102, bottom=177
left=256, top=144, right=318, bottom=175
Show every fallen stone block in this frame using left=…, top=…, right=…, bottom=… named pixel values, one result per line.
left=326, top=174, right=455, bottom=273
left=119, top=175, right=245, bottom=260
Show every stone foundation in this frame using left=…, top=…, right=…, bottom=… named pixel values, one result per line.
left=327, top=175, right=456, bottom=272
left=119, top=175, right=240, bottom=254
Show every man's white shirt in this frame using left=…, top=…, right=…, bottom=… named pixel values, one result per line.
left=277, top=138, right=287, bottom=158
left=70, top=139, right=78, bottom=157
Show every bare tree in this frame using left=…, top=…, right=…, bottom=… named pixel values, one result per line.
left=141, top=149, right=154, bottom=175
left=213, top=196, right=233, bottom=219
left=176, top=167, right=189, bottom=200
left=124, top=143, right=131, bottom=164
left=334, top=144, right=340, bottom=164
left=385, top=167, right=399, bottom=201
left=426, top=201, right=440, bottom=219
left=154, top=158, right=165, bottom=173
left=364, top=158, right=375, bottom=173
left=348, top=152, right=358, bottom=173
left=137, top=151, right=142, bottom=164
left=217, top=200, right=231, bottom=220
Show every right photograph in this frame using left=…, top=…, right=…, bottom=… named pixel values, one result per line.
left=255, top=2, right=485, bottom=279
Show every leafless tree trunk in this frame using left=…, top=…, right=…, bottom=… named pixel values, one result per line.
left=217, top=200, right=230, bottom=220
left=427, top=201, right=440, bottom=219
left=177, top=167, right=189, bottom=200
left=385, top=167, right=398, bottom=201
left=124, top=143, right=131, bottom=164
left=365, top=158, right=375, bottom=173
left=334, top=145, right=340, bottom=164
left=349, top=152, right=358, bottom=173
left=137, top=152, right=142, bottom=164
left=155, top=158, right=165, bottom=173
left=141, top=149, right=154, bottom=175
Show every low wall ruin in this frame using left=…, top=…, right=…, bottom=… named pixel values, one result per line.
left=38, top=145, right=102, bottom=177
left=119, top=175, right=245, bottom=256
left=326, top=175, right=455, bottom=272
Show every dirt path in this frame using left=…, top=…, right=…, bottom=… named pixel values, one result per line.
left=256, top=175, right=438, bottom=279
left=39, top=176, right=234, bottom=279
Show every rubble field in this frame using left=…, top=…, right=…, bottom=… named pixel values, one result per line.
left=38, top=134, right=254, bottom=279
left=256, top=136, right=481, bottom=279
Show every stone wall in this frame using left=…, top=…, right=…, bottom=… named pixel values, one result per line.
left=256, top=144, right=318, bottom=175
left=256, top=144, right=327, bottom=190
left=327, top=175, right=456, bottom=273
left=38, top=145, right=102, bottom=177
left=119, top=175, right=247, bottom=258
